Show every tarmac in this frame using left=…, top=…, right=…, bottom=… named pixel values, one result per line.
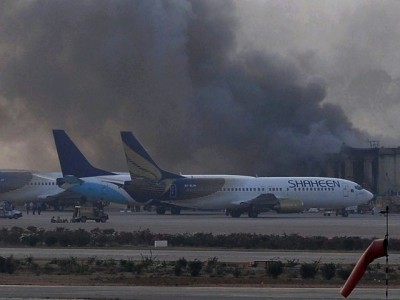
left=0, top=208, right=395, bottom=299
left=0, top=208, right=394, bottom=238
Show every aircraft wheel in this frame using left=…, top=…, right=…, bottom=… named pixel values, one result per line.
left=81, top=216, right=87, bottom=223
left=100, top=216, right=107, bottom=223
left=248, top=209, right=259, bottom=218
left=171, top=207, right=181, bottom=215
left=156, top=206, right=166, bottom=215
left=230, top=210, right=242, bottom=218
left=342, top=210, right=349, bottom=217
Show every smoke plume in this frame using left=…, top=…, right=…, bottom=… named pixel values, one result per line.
left=1, top=0, right=390, bottom=176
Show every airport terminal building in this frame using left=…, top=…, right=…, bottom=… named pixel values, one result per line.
left=325, top=144, right=400, bottom=211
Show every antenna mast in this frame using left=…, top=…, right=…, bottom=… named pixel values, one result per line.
left=380, top=206, right=389, bottom=299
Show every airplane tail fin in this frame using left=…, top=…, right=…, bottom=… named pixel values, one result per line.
left=52, top=129, right=114, bottom=177
left=120, top=131, right=183, bottom=181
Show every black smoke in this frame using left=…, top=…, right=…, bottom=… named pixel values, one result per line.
left=0, top=0, right=366, bottom=176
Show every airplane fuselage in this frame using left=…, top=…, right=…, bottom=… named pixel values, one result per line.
left=0, top=171, right=65, bottom=205
left=124, top=175, right=373, bottom=211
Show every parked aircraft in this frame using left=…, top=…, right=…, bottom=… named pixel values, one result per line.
left=52, top=130, right=135, bottom=207
left=51, top=129, right=374, bottom=217
left=0, top=170, right=80, bottom=209
left=120, top=131, right=374, bottom=217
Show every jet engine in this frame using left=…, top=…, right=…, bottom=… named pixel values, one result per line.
left=274, top=199, right=304, bottom=213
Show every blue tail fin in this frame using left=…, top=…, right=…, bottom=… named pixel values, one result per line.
left=52, top=129, right=115, bottom=177
left=120, top=131, right=183, bottom=181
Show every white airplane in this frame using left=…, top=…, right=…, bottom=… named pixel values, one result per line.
left=120, top=131, right=374, bottom=217
left=0, top=170, right=80, bottom=209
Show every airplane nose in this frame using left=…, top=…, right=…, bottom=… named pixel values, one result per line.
left=364, top=190, right=374, bottom=201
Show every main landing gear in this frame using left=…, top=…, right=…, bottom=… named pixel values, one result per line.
left=248, top=208, right=259, bottom=218
left=155, top=206, right=181, bottom=215
left=340, top=208, right=349, bottom=217
left=226, top=208, right=259, bottom=218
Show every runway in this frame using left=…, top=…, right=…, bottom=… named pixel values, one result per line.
left=0, top=285, right=397, bottom=300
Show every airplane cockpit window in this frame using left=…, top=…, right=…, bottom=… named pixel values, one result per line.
left=355, top=185, right=363, bottom=190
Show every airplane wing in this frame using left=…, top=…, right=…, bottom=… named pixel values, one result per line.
left=228, top=193, right=304, bottom=214
left=56, top=175, right=126, bottom=189
left=228, top=193, right=279, bottom=209
left=97, top=177, right=126, bottom=188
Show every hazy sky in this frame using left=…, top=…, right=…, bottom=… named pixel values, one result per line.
left=0, top=0, right=399, bottom=176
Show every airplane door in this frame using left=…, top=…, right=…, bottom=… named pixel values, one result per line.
left=170, top=184, right=177, bottom=198
left=343, top=184, right=349, bottom=197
